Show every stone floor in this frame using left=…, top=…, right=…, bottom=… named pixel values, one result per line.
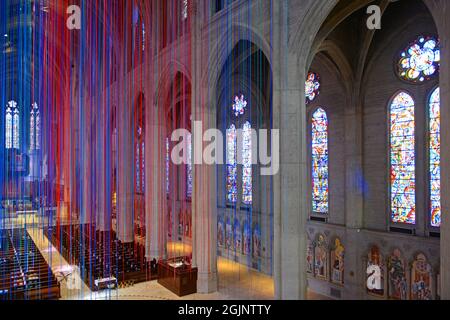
left=21, top=220, right=327, bottom=300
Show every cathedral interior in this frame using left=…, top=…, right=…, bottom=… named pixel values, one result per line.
left=0, top=0, right=450, bottom=301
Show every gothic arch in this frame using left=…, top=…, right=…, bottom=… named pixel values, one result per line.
left=316, top=40, right=354, bottom=97
left=203, top=23, right=271, bottom=112
left=155, top=61, right=192, bottom=114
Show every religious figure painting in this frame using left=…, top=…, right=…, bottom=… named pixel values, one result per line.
left=331, top=238, right=344, bottom=285
left=306, top=240, right=314, bottom=274
left=411, top=253, right=433, bottom=300
left=178, top=211, right=183, bottom=236
left=388, top=249, right=408, bottom=300
left=243, top=221, right=251, bottom=256
left=217, top=217, right=225, bottom=247
left=252, top=224, right=261, bottom=258
left=226, top=217, right=232, bottom=250
left=366, top=246, right=385, bottom=296
left=234, top=219, right=242, bottom=253
left=314, top=234, right=327, bottom=280
left=167, top=207, right=172, bottom=239
left=185, top=210, right=192, bottom=238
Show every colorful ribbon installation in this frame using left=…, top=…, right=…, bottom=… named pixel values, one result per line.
left=0, top=0, right=274, bottom=300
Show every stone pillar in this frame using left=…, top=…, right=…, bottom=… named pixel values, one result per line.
left=191, top=107, right=218, bottom=293
left=344, top=99, right=364, bottom=229
left=343, top=91, right=365, bottom=298
left=96, top=94, right=112, bottom=232
left=61, top=89, right=73, bottom=222
left=344, top=229, right=364, bottom=299
left=145, top=1, right=167, bottom=260
left=272, top=1, right=308, bottom=300
left=191, top=0, right=218, bottom=293
left=430, top=0, right=450, bottom=300
left=117, top=93, right=134, bottom=243
left=81, top=103, right=93, bottom=225
left=145, top=116, right=167, bottom=260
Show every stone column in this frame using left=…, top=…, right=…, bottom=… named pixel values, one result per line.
left=117, top=91, right=134, bottom=243
left=80, top=101, right=93, bottom=225
left=430, top=0, right=450, bottom=300
left=344, top=97, right=364, bottom=229
left=343, top=91, right=365, bottom=299
left=96, top=93, right=112, bottom=232
left=272, top=1, right=308, bottom=300
left=191, top=0, right=218, bottom=293
left=145, top=1, right=167, bottom=260
left=191, top=107, right=218, bottom=293
left=344, top=229, right=364, bottom=299
left=145, top=110, right=167, bottom=260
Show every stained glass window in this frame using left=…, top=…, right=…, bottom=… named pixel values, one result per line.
left=36, top=107, right=40, bottom=150
left=142, top=23, right=146, bottom=51
left=30, top=102, right=41, bottom=150
left=390, top=92, right=416, bottom=225
left=5, top=104, right=12, bottom=149
left=13, top=107, right=19, bottom=149
left=141, top=142, right=145, bottom=192
left=135, top=127, right=144, bottom=192
left=136, top=142, right=140, bottom=191
left=398, top=36, right=440, bottom=83
left=166, top=137, right=170, bottom=195
left=242, top=121, right=252, bottom=205
left=429, top=87, right=441, bottom=227
left=226, top=124, right=237, bottom=203
left=227, top=94, right=252, bottom=205
left=305, top=72, right=320, bottom=104
left=182, top=0, right=188, bottom=21
left=311, top=108, right=328, bottom=214
left=232, top=94, right=247, bottom=117
left=5, top=100, right=19, bottom=150
left=186, top=132, right=193, bottom=199
left=30, top=106, right=35, bottom=151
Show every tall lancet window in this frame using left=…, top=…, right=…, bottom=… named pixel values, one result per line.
left=30, top=102, right=40, bottom=150
left=390, top=92, right=416, bottom=225
left=242, top=121, right=252, bottom=205
left=311, top=108, right=329, bottom=214
left=166, top=137, right=170, bottom=195
left=141, top=22, right=146, bottom=52
left=136, top=135, right=141, bottom=191
left=226, top=124, right=237, bottom=203
left=30, top=109, right=34, bottom=150
left=5, top=104, right=12, bottom=149
left=135, top=126, right=145, bottom=193
left=226, top=94, right=252, bottom=205
left=186, top=132, right=193, bottom=199
left=429, top=87, right=441, bottom=227
left=6, top=100, right=19, bottom=150
left=141, top=141, right=145, bottom=192
left=182, top=0, right=188, bottom=21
